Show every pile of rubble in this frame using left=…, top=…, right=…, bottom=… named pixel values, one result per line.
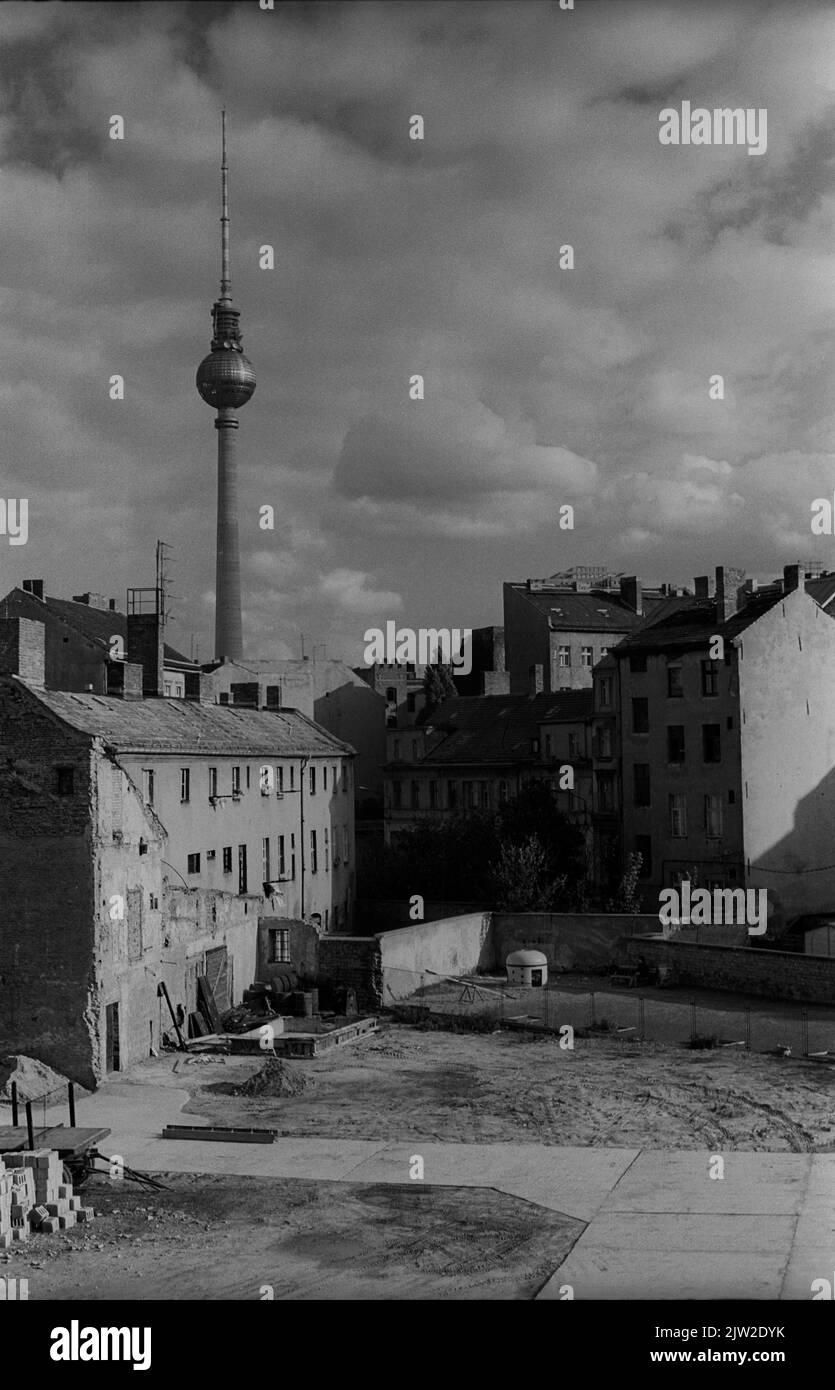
left=0, top=1151, right=95, bottom=1248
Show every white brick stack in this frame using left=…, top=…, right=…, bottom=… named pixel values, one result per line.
left=0, top=1152, right=95, bottom=1243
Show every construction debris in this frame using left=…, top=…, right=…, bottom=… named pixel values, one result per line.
left=0, top=1055, right=79, bottom=1103
left=0, top=1151, right=95, bottom=1246
left=231, top=1059, right=309, bottom=1098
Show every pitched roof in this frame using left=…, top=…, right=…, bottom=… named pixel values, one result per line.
left=16, top=681, right=354, bottom=758
left=505, top=582, right=666, bottom=633
left=412, top=690, right=593, bottom=767
left=42, top=596, right=194, bottom=667
left=611, top=589, right=787, bottom=655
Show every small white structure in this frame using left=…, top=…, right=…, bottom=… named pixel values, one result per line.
left=506, top=948, right=548, bottom=987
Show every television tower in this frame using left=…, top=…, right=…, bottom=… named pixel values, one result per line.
left=196, top=110, right=256, bottom=662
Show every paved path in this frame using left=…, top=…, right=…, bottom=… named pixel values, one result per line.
left=29, top=1077, right=835, bottom=1300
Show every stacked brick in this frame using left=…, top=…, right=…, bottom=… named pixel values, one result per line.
left=0, top=1152, right=95, bottom=1246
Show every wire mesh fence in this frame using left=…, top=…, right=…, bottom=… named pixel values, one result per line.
left=386, top=970, right=835, bottom=1058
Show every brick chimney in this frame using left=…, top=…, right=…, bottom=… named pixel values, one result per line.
left=715, top=566, right=746, bottom=624
left=0, top=617, right=45, bottom=686
left=619, top=576, right=643, bottom=615
left=529, top=663, right=544, bottom=695
left=783, top=564, right=804, bottom=594
left=694, top=575, right=712, bottom=599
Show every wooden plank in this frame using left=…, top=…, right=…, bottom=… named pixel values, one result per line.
left=197, top=974, right=223, bottom=1033
left=0, top=1126, right=109, bottom=1156
left=162, top=1125, right=276, bottom=1144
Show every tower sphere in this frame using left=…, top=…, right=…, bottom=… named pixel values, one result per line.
left=196, top=348, right=256, bottom=409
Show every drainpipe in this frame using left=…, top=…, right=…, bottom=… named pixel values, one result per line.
left=300, top=755, right=308, bottom=919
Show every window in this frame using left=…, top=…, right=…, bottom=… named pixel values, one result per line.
left=206, top=850, right=215, bottom=861
left=544, top=734, right=552, bottom=757
left=222, top=846, right=232, bottom=874
left=323, top=766, right=328, bottom=791
left=187, top=852, right=200, bottom=874
left=333, top=765, right=339, bottom=792
left=568, top=732, right=580, bottom=757
left=429, top=780, right=438, bottom=809
left=702, top=724, right=721, bottom=764
left=581, top=646, right=593, bottom=668
left=266, top=685, right=280, bottom=708
left=667, top=665, right=683, bottom=698
left=635, top=835, right=652, bottom=877
left=498, top=780, right=509, bottom=803
left=705, top=794, right=723, bottom=839
left=393, top=739, right=401, bottom=760
left=667, top=726, right=685, bottom=764
left=325, top=909, right=330, bottom=932
left=392, top=782, right=402, bottom=810
left=180, top=768, right=190, bottom=802
left=209, top=767, right=218, bottom=799
left=701, top=660, right=720, bottom=696
left=164, top=682, right=172, bottom=697
left=278, top=835, right=286, bottom=877
left=407, top=693, right=417, bottom=713
left=633, top=763, right=651, bottom=807
left=246, top=766, right=251, bottom=789
left=290, top=832, right=296, bottom=879
left=669, top=792, right=687, bottom=837
left=728, top=789, right=736, bottom=805
left=411, top=780, right=420, bottom=810
left=726, top=716, right=734, bottom=731
left=262, top=836, right=271, bottom=885
left=310, top=829, right=318, bottom=874
left=596, top=771, right=616, bottom=812
left=238, top=844, right=247, bottom=894
left=232, top=766, right=241, bottom=795
left=290, top=764, right=295, bottom=791
left=597, top=727, right=612, bottom=758
left=630, top=655, right=647, bottom=673
left=142, top=769, right=154, bottom=805
left=558, top=645, right=571, bottom=667
left=598, top=676, right=613, bottom=708
left=463, top=781, right=475, bottom=809
left=324, top=827, right=329, bottom=868
left=447, top=780, right=459, bottom=809
left=632, top=698, right=649, bottom=734
left=479, top=781, right=490, bottom=808
left=309, top=765, right=316, bottom=795
left=412, top=740, right=419, bottom=760
left=219, top=691, right=229, bottom=704
left=270, top=928, right=290, bottom=963
left=277, top=765, right=284, bottom=795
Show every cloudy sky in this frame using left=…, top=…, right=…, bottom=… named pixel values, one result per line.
left=0, top=0, right=833, bottom=663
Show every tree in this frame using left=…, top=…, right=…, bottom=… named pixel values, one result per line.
left=422, top=661, right=457, bottom=714
left=605, top=851, right=644, bottom=914
left=491, top=835, right=568, bottom=912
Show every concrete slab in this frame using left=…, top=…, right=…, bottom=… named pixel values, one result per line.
left=601, top=1150, right=811, bottom=1214
left=538, top=1248, right=785, bottom=1300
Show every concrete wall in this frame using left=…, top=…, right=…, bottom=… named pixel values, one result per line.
left=740, top=587, right=835, bottom=926
left=489, top=912, right=659, bottom=973
left=118, top=750, right=354, bottom=932
left=377, top=913, right=492, bottom=1001
left=623, top=935, right=835, bottom=1004
left=318, top=936, right=382, bottom=1011
left=356, top=899, right=490, bottom=933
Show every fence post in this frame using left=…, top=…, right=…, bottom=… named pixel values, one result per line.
left=10, top=1080, right=17, bottom=1127
left=745, top=1006, right=751, bottom=1052
left=690, top=998, right=697, bottom=1044
left=801, top=1008, right=809, bottom=1058
left=638, top=996, right=645, bottom=1042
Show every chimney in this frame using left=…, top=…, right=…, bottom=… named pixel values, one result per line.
left=107, top=659, right=144, bottom=700
left=694, top=576, right=711, bottom=598
left=715, top=566, right=746, bottom=624
left=72, top=592, right=111, bottom=611
left=528, top=663, right=544, bottom=696
left=783, top=564, right=804, bottom=595
left=22, top=579, right=44, bottom=602
left=619, top=576, right=643, bottom=615
left=0, top=617, right=46, bottom=686
left=126, top=588, right=164, bottom=698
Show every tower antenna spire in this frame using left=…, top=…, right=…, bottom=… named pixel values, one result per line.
left=220, top=108, right=231, bottom=304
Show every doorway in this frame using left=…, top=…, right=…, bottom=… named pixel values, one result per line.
left=105, top=1002, right=120, bottom=1072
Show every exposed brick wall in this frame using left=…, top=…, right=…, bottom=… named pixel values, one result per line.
left=318, top=936, right=382, bottom=1011
left=0, top=678, right=97, bottom=1085
left=0, top=618, right=45, bottom=685
left=256, top=917, right=319, bottom=983
left=624, top=936, right=835, bottom=1004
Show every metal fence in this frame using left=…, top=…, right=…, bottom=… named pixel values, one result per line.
left=389, top=974, right=835, bottom=1058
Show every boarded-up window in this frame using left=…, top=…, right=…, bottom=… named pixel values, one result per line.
left=205, top=946, right=229, bottom=1014
left=126, top=888, right=143, bottom=961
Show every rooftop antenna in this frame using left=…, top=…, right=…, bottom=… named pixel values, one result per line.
left=220, top=107, right=231, bottom=305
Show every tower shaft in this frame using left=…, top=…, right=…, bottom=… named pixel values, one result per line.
left=215, top=409, right=243, bottom=662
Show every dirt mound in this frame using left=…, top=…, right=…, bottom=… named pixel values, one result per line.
left=0, top=1054, right=76, bottom=1103
left=233, top=1060, right=309, bottom=1098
